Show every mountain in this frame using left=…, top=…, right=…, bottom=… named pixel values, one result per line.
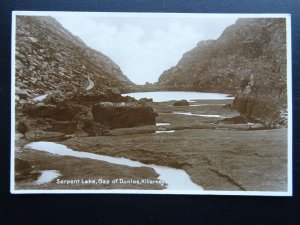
left=15, top=16, right=159, bottom=136
left=157, top=18, right=287, bottom=127
left=15, top=16, right=134, bottom=103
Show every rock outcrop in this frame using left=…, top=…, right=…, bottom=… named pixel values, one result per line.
left=92, top=103, right=158, bottom=129
left=22, top=103, right=80, bottom=121
left=15, top=16, right=134, bottom=104
left=157, top=18, right=287, bottom=127
left=173, top=100, right=190, bottom=106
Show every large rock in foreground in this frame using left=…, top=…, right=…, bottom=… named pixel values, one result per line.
left=92, top=103, right=157, bottom=129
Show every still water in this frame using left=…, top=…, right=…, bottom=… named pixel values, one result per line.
left=122, top=91, right=234, bottom=102
left=25, top=142, right=203, bottom=191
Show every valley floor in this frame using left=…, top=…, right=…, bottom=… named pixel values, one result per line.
left=14, top=99, right=288, bottom=192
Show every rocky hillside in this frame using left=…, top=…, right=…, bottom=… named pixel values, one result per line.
left=15, top=16, right=158, bottom=138
left=158, top=18, right=287, bottom=127
left=15, top=16, right=134, bottom=103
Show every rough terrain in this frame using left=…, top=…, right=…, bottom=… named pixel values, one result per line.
left=15, top=16, right=134, bottom=105
left=15, top=99, right=288, bottom=191
left=13, top=16, right=288, bottom=192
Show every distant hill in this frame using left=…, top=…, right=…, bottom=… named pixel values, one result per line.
left=15, top=16, right=134, bottom=103
left=157, top=18, right=287, bottom=127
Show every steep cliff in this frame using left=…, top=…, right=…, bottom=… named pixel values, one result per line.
left=15, top=16, right=134, bottom=103
left=158, top=18, right=287, bottom=127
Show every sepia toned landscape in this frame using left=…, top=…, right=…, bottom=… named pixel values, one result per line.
left=13, top=13, right=290, bottom=194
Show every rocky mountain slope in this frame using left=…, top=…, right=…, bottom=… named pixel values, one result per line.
left=158, top=18, right=287, bottom=127
left=15, top=16, right=156, bottom=138
left=15, top=16, right=134, bottom=103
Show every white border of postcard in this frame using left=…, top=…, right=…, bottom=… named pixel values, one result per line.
left=10, top=11, right=292, bottom=196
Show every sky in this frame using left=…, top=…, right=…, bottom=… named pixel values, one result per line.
left=54, top=13, right=238, bottom=85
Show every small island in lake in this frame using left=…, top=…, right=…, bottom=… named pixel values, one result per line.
left=13, top=14, right=289, bottom=194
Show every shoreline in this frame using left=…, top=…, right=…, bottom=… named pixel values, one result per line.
left=13, top=98, right=288, bottom=192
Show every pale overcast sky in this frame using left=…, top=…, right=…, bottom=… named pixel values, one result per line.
left=54, top=13, right=238, bottom=84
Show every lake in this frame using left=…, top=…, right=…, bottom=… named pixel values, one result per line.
left=122, top=91, right=234, bottom=102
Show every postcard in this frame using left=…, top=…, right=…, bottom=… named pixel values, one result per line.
left=11, top=11, right=292, bottom=195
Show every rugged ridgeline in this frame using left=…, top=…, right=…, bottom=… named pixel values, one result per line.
left=15, top=16, right=134, bottom=103
left=15, top=16, right=156, bottom=137
left=158, top=18, right=287, bottom=127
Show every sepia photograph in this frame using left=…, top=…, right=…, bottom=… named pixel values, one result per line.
left=11, top=12, right=292, bottom=195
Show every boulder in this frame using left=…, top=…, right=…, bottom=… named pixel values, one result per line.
left=51, top=121, right=77, bottom=134
left=23, top=104, right=78, bottom=121
left=92, top=103, right=157, bottom=129
left=138, top=98, right=153, bottom=104
left=173, top=100, right=190, bottom=106
left=82, top=120, right=108, bottom=136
